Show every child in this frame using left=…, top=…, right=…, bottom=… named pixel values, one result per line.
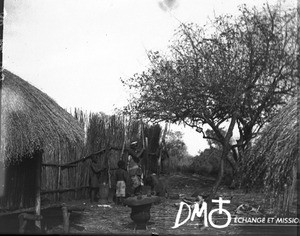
left=115, top=160, right=129, bottom=205
left=89, top=155, right=103, bottom=203
left=132, top=168, right=143, bottom=196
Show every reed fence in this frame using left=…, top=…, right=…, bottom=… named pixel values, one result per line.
left=38, top=110, right=163, bottom=205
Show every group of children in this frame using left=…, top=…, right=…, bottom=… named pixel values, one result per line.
left=89, top=141, right=167, bottom=205
left=115, top=159, right=168, bottom=205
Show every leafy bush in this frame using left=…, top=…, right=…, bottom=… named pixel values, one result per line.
left=191, top=148, right=233, bottom=180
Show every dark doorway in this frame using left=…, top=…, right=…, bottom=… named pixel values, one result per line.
left=1, top=153, right=39, bottom=210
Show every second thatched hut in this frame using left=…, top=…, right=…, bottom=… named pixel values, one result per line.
left=243, top=97, right=298, bottom=213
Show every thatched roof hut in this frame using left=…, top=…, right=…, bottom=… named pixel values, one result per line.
left=1, top=70, right=84, bottom=164
left=0, top=70, right=84, bottom=209
left=243, top=97, right=298, bottom=212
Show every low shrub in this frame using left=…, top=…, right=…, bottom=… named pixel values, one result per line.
left=190, top=148, right=233, bottom=180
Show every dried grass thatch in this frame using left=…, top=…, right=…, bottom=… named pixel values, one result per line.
left=1, top=70, right=84, bottom=165
left=243, top=97, right=298, bottom=199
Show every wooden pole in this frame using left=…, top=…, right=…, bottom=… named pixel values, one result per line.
left=0, top=203, right=84, bottom=217
left=18, top=214, right=27, bottom=234
left=140, top=121, right=147, bottom=177
left=57, top=151, right=61, bottom=201
left=75, top=161, right=78, bottom=200
left=35, top=151, right=42, bottom=230
left=18, top=213, right=43, bottom=234
left=145, top=137, right=148, bottom=177
left=121, top=115, right=126, bottom=159
left=61, top=203, right=70, bottom=233
left=106, top=144, right=111, bottom=189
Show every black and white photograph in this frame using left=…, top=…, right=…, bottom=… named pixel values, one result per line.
left=0, top=0, right=299, bottom=235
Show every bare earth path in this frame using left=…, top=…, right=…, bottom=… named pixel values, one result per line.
left=48, top=173, right=298, bottom=235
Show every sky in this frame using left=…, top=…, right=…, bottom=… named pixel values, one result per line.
left=3, top=0, right=295, bottom=155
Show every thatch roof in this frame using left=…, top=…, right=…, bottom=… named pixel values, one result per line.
left=1, top=70, right=84, bottom=164
left=243, top=96, right=298, bottom=195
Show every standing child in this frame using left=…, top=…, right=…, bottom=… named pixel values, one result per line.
left=115, top=160, right=129, bottom=205
left=89, top=154, right=103, bottom=204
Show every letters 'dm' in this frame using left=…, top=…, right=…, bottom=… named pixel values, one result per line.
left=172, top=197, right=231, bottom=229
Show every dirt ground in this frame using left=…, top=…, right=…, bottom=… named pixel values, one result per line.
left=46, top=173, right=298, bottom=235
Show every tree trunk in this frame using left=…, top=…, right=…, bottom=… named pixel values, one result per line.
left=206, top=144, right=230, bottom=211
left=212, top=151, right=225, bottom=194
left=231, top=145, right=246, bottom=189
left=231, top=146, right=238, bottom=163
left=226, top=150, right=237, bottom=173
left=206, top=113, right=237, bottom=213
